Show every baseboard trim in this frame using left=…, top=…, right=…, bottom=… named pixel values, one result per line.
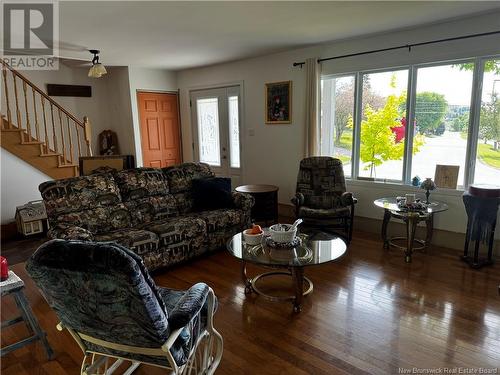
left=278, top=203, right=499, bottom=253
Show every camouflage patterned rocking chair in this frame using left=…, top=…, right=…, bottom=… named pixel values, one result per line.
left=26, top=240, right=223, bottom=375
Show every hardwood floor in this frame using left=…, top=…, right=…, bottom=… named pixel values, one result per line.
left=1, top=231, right=499, bottom=374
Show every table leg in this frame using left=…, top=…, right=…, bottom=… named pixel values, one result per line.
left=487, top=220, right=496, bottom=263
left=382, top=209, right=391, bottom=249
left=425, top=214, right=434, bottom=249
left=241, top=262, right=253, bottom=294
left=14, top=290, right=53, bottom=360
left=405, top=214, right=418, bottom=263
left=291, top=267, right=304, bottom=313
left=463, top=219, right=471, bottom=258
left=473, top=237, right=480, bottom=265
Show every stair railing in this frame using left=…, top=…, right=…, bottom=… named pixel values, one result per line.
left=1, top=59, right=93, bottom=165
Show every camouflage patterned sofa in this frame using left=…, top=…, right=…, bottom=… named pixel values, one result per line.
left=39, top=163, right=254, bottom=271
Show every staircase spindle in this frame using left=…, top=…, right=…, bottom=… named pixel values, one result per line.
left=2, top=63, right=12, bottom=128
left=12, top=72, right=21, bottom=131
left=66, top=115, right=74, bottom=163
left=50, top=104, right=58, bottom=153
left=83, top=116, right=93, bottom=156
left=31, top=87, right=40, bottom=141
left=41, top=97, right=49, bottom=153
left=76, top=125, right=82, bottom=159
left=58, top=109, right=66, bottom=163
left=22, top=81, right=31, bottom=141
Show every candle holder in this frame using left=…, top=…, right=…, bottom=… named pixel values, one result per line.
left=420, top=178, right=436, bottom=204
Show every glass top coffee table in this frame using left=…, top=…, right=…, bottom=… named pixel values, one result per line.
left=374, top=197, right=448, bottom=263
left=226, top=230, right=347, bottom=312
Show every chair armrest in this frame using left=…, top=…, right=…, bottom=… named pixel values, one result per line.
left=168, top=283, right=210, bottom=330
left=231, top=192, right=255, bottom=211
left=291, top=192, right=305, bottom=207
left=47, top=225, right=94, bottom=241
left=341, top=192, right=357, bottom=207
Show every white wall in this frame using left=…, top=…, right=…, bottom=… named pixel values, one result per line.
left=103, top=67, right=135, bottom=155
left=127, top=67, right=178, bottom=166
left=13, top=62, right=112, bottom=150
left=177, top=12, right=500, bottom=236
left=1, top=149, right=50, bottom=223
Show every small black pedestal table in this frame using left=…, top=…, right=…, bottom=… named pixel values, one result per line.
left=235, top=184, right=279, bottom=225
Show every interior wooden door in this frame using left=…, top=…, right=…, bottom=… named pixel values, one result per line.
left=137, top=92, right=181, bottom=168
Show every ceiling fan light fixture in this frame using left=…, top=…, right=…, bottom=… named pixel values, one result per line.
left=88, top=63, right=107, bottom=78
left=88, top=49, right=107, bottom=78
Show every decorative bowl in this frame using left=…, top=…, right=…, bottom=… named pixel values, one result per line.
left=265, top=236, right=301, bottom=248
left=243, top=229, right=263, bottom=245
left=269, top=224, right=297, bottom=243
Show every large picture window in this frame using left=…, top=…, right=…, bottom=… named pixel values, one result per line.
left=320, top=56, right=500, bottom=189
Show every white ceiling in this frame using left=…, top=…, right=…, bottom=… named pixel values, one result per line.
left=58, top=1, right=500, bottom=70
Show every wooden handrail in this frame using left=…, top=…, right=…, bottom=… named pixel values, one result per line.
left=1, top=59, right=85, bottom=129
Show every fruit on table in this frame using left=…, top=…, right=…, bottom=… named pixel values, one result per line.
left=249, top=224, right=262, bottom=234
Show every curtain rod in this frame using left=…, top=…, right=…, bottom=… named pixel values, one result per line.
left=292, top=30, right=500, bottom=67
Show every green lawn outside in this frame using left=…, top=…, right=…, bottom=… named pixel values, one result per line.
left=334, top=131, right=352, bottom=164
left=337, top=131, right=353, bottom=149
left=477, top=143, right=500, bottom=168
left=336, top=155, right=350, bottom=163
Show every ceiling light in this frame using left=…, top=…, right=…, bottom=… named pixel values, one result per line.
left=88, top=49, right=107, bottom=78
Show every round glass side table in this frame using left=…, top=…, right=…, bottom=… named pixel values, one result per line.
left=226, top=230, right=347, bottom=312
left=374, top=197, right=448, bottom=263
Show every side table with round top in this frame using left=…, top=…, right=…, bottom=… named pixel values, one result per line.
left=235, top=184, right=279, bottom=225
left=374, top=197, right=448, bottom=263
left=227, top=230, right=347, bottom=312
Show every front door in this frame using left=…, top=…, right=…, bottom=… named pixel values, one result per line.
left=137, top=92, right=181, bottom=168
left=190, top=86, right=242, bottom=186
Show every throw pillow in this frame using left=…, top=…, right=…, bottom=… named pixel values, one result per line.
left=192, top=177, right=234, bottom=210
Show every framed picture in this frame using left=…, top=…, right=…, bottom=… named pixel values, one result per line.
left=434, top=164, right=460, bottom=189
left=265, top=81, right=292, bottom=124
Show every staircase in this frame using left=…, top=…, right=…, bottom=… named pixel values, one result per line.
left=1, top=60, right=93, bottom=179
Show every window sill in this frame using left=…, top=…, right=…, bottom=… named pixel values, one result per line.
left=345, top=178, right=465, bottom=198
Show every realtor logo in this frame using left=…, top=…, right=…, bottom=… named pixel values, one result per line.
left=2, top=1, right=59, bottom=70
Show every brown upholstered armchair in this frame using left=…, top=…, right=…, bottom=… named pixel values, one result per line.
left=291, top=157, right=357, bottom=243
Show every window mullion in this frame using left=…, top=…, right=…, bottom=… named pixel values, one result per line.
left=352, top=72, right=363, bottom=179
left=464, top=57, right=484, bottom=188
left=403, top=66, right=418, bottom=184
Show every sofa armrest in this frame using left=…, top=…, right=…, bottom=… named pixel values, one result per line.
left=168, top=283, right=210, bottom=330
left=341, top=192, right=357, bottom=207
left=291, top=192, right=305, bottom=207
left=231, top=191, right=255, bottom=212
left=47, top=225, right=94, bottom=241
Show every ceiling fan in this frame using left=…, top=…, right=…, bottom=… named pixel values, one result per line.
left=1, top=40, right=107, bottom=78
